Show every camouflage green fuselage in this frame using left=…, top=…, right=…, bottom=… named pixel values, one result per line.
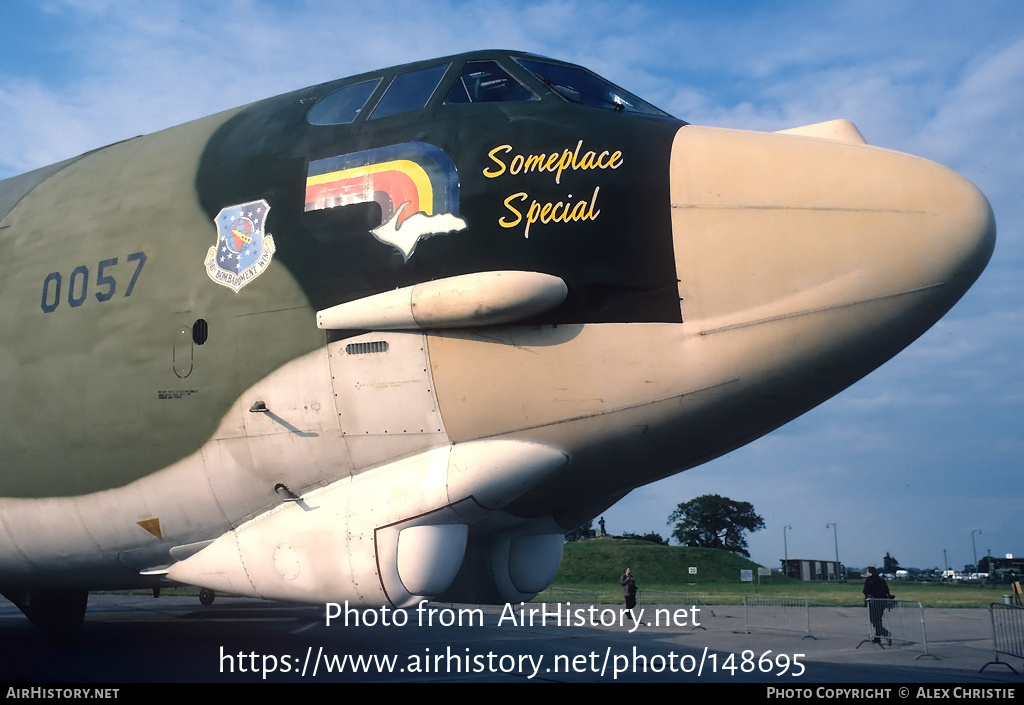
left=0, top=50, right=681, bottom=499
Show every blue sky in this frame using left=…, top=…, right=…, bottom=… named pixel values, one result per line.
left=1, top=1, right=1020, bottom=573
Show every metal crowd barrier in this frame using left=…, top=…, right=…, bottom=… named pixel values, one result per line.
left=637, top=589, right=714, bottom=628
left=742, top=596, right=814, bottom=639
left=980, top=603, right=1024, bottom=674
left=539, top=586, right=599, bottom=604
left=858, top=598, right=934, bottom=659
left=638, top=589, right=715, bottom=616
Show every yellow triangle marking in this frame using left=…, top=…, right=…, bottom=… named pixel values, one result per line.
left=138, top=518, right=162, bottom=539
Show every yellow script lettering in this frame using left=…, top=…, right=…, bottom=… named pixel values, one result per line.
left=483, top=141, right=623, bottom=184
left=483, top=145, right=512, bottom=178
left=513, top=186, right=601, bottom=238
left=499, top=192, right=527, bottom=229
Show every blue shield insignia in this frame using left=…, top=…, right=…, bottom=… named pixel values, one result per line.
left=205, top=199, right=277, bottom=292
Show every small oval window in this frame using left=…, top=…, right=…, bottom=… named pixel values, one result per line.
left=192, top=319, right=209, bottom=345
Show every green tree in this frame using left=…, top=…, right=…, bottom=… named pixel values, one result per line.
left=882, top=552, right=900, bottom=573
left=667, top=494, right=765, bottom=556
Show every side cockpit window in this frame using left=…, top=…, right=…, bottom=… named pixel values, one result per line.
left=369, top=64, right=449, bottom=120
left=307, top=78, right=382, bottom=125
left=515, top=57, right=668, bottom=116
left=445, top=61, right=537, bottom=104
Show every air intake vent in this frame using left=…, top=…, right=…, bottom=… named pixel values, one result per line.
left=345, top=341, right=389, bottom=355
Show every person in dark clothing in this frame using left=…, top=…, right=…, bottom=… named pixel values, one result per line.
left=863, top=566, right=893, bottom=643
left=620, top=568, right=639, bottom=625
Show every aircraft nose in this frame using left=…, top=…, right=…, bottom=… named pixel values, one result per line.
left=924, top=163, right=996, bottom=292
left=668, top=125, right=995, bottom=330
left=871, top=147, right=995, bottom=301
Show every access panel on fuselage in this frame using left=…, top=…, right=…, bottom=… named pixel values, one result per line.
left=326, top=332, right=448, bottom=470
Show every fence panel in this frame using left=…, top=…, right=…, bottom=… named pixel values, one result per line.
left=638, top=589, right=713, bottom=628
left=743, top=596, right=813, bottom=639
left=858, top=598, right=934, bottom=659
left=539, top=587, right=599, bottom=604
left=981, top=603, right=1024, bottom=673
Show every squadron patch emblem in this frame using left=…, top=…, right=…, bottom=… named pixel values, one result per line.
left=205, top=199, right=276, bottom=292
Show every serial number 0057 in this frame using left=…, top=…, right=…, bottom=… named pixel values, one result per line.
left=711, top=650, right=805, bottom=677
left=41, top=252, right=146, bottom=313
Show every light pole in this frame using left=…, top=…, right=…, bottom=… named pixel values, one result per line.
left=826, top=523, right=840, bottom=580
left=783, top=525, right=792, bottom=577
left=943, top=549, right=948, bottom=574
left=971, top=529, right=982, bottom=575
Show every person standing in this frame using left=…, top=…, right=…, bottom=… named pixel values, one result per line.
left=863, top=566, right=892, bottom=643
left=621, top=567, right=639, bottom=626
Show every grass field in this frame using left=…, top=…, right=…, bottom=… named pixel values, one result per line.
left=545, top=537, right=1017, bottom=608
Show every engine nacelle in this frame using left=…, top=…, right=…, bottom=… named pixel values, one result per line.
left=166, top=441, right=568, bottom=606
left=439, top=531, right=566, bottom=604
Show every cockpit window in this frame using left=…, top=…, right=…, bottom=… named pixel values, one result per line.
left=369, top=64, right=449, bottom=120
left=307, top=78, right=382, bottom=125
left=445, top=61, right=537, bottom=104
left=515, top=57, right=667, bottom=116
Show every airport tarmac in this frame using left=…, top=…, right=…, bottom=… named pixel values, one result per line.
left=0, top=594, right=1020, bottom=685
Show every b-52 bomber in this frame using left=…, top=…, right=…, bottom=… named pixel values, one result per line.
left=0, top=50, right=994, bottom=634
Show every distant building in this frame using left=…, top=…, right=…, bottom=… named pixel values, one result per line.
left=980, top=555, right=1023, bottom=583
left=780, top=558, right=842, bottom=581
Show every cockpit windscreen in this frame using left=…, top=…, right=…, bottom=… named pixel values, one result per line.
left=516, top=57, right=668, bottom=116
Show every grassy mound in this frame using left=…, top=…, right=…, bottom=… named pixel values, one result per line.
left=555, top=536, right=771, bottom=585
